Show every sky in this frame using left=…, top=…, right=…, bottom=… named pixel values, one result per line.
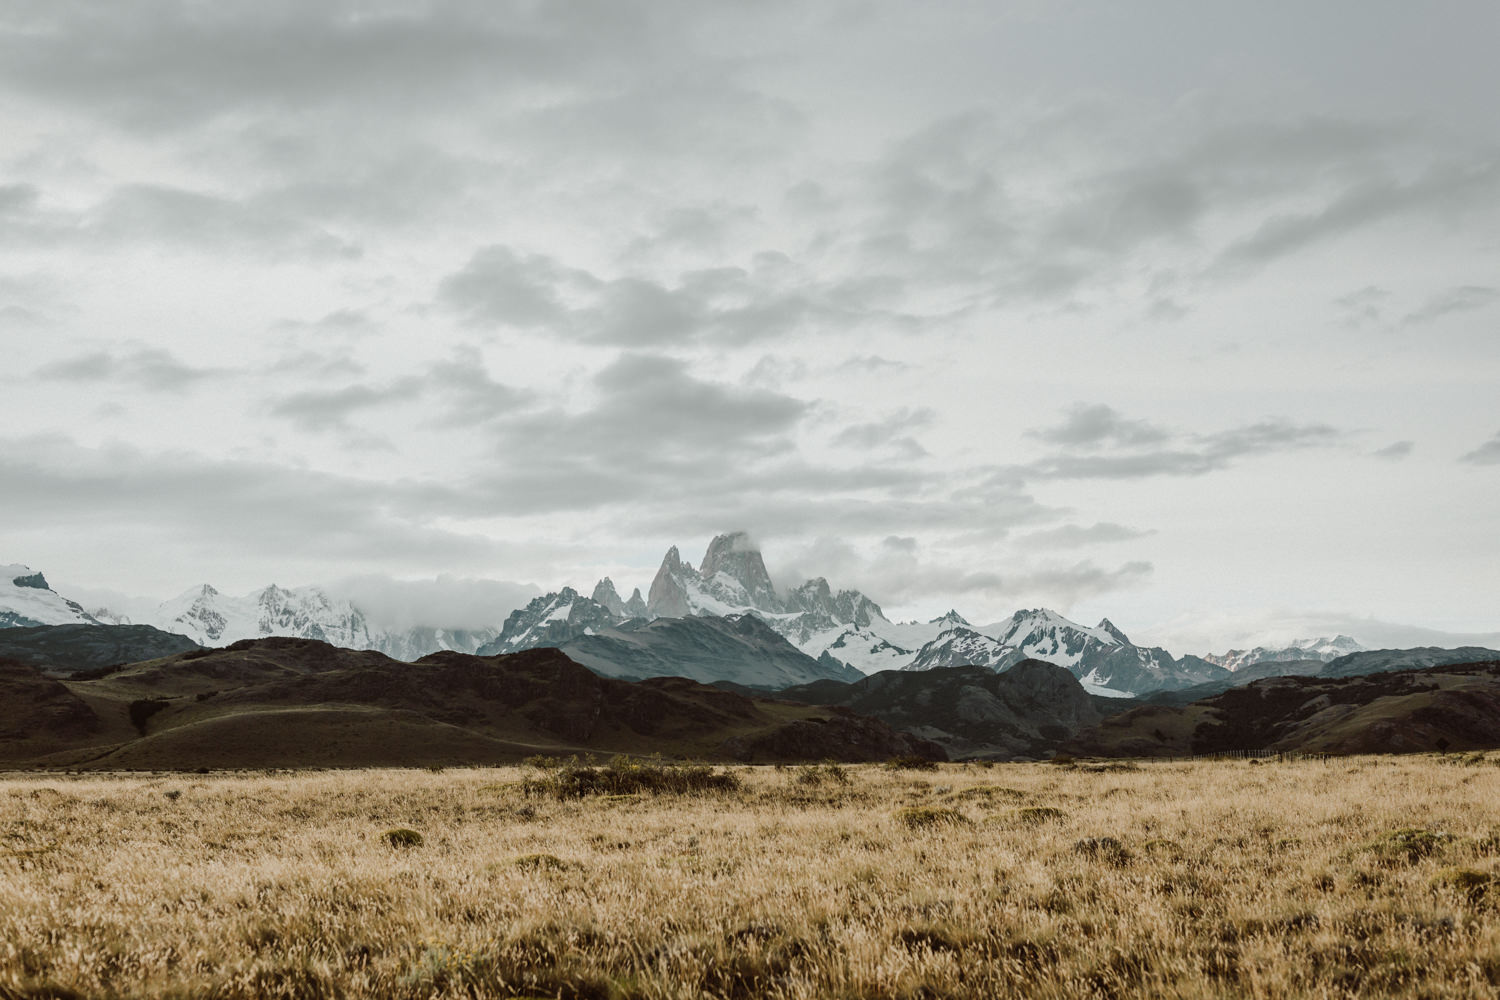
left=2, top=1, right=1498, bottom=654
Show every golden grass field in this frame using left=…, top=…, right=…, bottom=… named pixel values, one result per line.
left=3, top=755, right=1499, bottom=999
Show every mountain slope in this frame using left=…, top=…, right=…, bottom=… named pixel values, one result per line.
left=0, top=638, right=939, bottom=768
left=557, top=614, right=863, bottom=688
left=0, top=624, right=201, bottom=676
left=153, top=582, right=501, bottom=660
left=1204, top=635, right=1364, bottom=671
left=1, top=566, right=103, bottom=628
left=1069, top=659, right=1500, bottom=757
left=1318, top=646, right=1500, bottom=678
left=775, top=659, right=1107, bottom=759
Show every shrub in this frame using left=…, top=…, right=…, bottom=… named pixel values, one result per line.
left=1363, top=828, right=1453, bottom=865
left=523, top=755, right=741, bottom=799
left=514, top=853, right=571, bottom=872
left=794, top=762, right=851, bottom=787
left=1431, top=867, right=1491, bottom=902
left=127, top=698, right=170, bottom=735
left=382, top=828, right=423, bottom=848
left=1074, top=837, right=1133, bottom=866
left=1016, top=806, right=1066, bottom=825
left=895, top=806, right=968, bottom=830
left=883, top=755, right=939, bottom=772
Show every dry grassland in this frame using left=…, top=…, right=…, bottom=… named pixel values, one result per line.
left=3, top=755, right=1500, bottom=999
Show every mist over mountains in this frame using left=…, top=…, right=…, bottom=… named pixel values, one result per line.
left=4, top=537, right=1494, bottom=705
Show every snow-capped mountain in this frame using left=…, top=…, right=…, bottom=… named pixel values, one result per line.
left=153, top=582, right=500, bottom=659
left=494, top=534, right=1230, bottom=695
left=1, top=566, right=104, bottom=629
left=590, top=578, right=646, bottom=618
left=1203, top=635, right=1366, bottom=671
left=478, top=587, right=622, bottom=656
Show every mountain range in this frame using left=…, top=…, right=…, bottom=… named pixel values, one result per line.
left=477, top=534, right=1241, bottom=695
left=4, top=543, right=1478, bottom=704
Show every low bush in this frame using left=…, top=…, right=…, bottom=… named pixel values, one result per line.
left=523, top=755, right=741, bottom=799
left=382, top=828, right=423, bottom=848
left=1362, top=828, right=1453, bottom=866
left=127, top=698, right=170, bottom=735
left=895, top=806, right=968, bottom=830
left=883, top=755, right=939, bottom=772
left=1015, top=806, right=1066, bottom=825
left=1431, top=867, right=1491, bottom=902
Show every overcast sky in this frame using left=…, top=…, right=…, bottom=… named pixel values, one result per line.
left=3, top=1, right=1498, bottom=652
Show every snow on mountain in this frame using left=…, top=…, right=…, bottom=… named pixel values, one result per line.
left=152, top=582, right=499, bottom=659
left=591, top=577, right=646, bottom=619
left=477, top=587, right=621, bottom=656
left=1204, top=635, right=1367, bottom=671
left=1, top=565, right=104, bottom=628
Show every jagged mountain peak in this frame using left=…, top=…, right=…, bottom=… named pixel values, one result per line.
left=1097, top=618, right=1131, bottom=644
left=591, top=577, right=626, bottom=616
left=2, top=564, right=103, bottom=628
left=930, top=609, right=970, bottom=627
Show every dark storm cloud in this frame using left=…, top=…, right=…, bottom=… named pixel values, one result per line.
left=1460, top=431, right=1500, bottom=466
left=34, top=347, right=222, bottom=392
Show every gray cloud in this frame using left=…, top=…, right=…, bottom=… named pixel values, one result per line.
left=1460, top=431, right=1500, bottom=466
left=1013, top=522, right=1155, bottom=551
left=1372, top=440, right=1415, bottom=461
left=1402, top=285, right=1500, bottom=327
left=1028, top=404, right=1170, bottom=449
left=438, top=244, right=908, bottom=347
left=0, top=433, right=505, bottom=570
left=267, top=350, right=531, bottom=434
left=34, top=347, right=221, bottom=392
left=0, top=179, right=360, bottom=258
left=1218, top=162, right=1500, bottom=272
left=1025, top=409, right=1344, bottom=481
left=327, top=574, right=541, bottom=632
left=832, top=407, right=934, bottom=456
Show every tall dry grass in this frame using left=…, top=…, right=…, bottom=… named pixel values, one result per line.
left=3, top=755, right=1499, bottom=999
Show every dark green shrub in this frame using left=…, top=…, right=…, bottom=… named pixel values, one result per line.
left=1015, top=806, right=1066, bottom=825
left=523, top=755, right=740, bottom=799
left=1074, top=836, right=1132, bottom=866
left=128, top=698, right=170, bottom=735
left=895, top=806, right=968, bottom=829
left=882, top=756, right=939, bottom=771
left=1363, top=828, right=1452, bottom=865
left=383, top=828, right=423, bottom=848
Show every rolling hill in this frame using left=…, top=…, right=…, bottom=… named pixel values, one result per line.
left=0, top=637, right=942, bottom=769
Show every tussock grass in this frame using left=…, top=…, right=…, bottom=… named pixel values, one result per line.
left=522, top=755, right=741, bottom=799
left=3, top=756, right=1500, bottom=998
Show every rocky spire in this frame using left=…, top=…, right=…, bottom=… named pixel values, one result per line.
left=698, top=532, right=781, bottom=612
left=591, top=577, right=626, bottom=616
left=647, top=546, right=696, bottom=618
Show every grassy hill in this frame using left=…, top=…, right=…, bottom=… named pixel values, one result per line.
left=1069, top=658, right=1500, bottom=757
left=0, top=637, right=942, bottom=769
